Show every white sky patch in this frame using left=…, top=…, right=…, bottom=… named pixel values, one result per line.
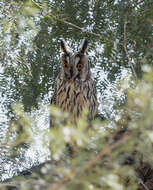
left=63, top=127, right=71, bottom=142
left=103, top=174, right=123, bottom=190
left=148, top=132, right=153, bottom=142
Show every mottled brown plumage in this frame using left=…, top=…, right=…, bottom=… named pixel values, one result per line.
left=50, top=39, right=98, bottom=127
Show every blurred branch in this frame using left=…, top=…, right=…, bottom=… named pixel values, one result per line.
left=47, top=133, right=129, bottom=190
left=123, top=21, right=138, bottom=79
left=31, top=0, right=42, bottom=8
left=138, top=178, right=150, bottom=190
left=0, top=179, right=51, bottom=189
left=0, top=182, right=20, bottom=188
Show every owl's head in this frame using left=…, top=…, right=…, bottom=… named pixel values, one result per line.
left=60, top=39, right=90, bottom=81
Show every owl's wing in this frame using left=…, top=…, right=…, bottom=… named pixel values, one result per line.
left=50, top=81, right=57, bottom=105
left=50, top=80, right=58, bottom=128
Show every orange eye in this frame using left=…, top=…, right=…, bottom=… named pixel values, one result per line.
left=64, top=63, right=69, bottom=68
left=77, top=63, right=84, bottom=69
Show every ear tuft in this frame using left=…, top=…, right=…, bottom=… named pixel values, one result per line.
left=79, top=39, right=88, bottom=54
left=60, top=39, right=69, bottom=54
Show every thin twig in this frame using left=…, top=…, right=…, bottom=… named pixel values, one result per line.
left=123, top=21, right=138, bottom=79
left=49, top=11, right=102, bottom=39
left=138, top=178, right=150, bottom=190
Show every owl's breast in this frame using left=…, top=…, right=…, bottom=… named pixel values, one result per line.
left=56, top=80, right=74, bottom=112
left=56, top=79, right=97, bottom=119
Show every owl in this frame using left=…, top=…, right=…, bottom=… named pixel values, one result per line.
left=50, top=39, right=98, bottom=127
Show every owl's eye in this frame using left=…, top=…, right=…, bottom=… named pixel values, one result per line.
left=77, top=63, right=84, bottom=69
left=63, top=62, right=69, bottom=68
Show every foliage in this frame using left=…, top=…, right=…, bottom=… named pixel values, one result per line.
left=2, top=68, right=153, bottom=190
left=0, top=0, right=153, bottom=189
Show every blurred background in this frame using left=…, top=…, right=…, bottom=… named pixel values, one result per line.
left=0, top=0, right=153, bottom=184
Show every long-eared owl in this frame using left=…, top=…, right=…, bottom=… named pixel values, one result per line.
left=50, top=39, right=98, bottom=127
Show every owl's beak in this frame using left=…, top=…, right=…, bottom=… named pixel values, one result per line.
left=70, top=67, right=73, bottom=78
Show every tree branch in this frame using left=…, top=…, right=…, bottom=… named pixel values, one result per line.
left=123, top=21, right=138, bottom=79
left=47, top=133, right=129, bottom=190
left=0, top=182, right=20, bottom=188
left=138, top=178, right=150, bottom=190
left=49, top=11, right=102, bottom=39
